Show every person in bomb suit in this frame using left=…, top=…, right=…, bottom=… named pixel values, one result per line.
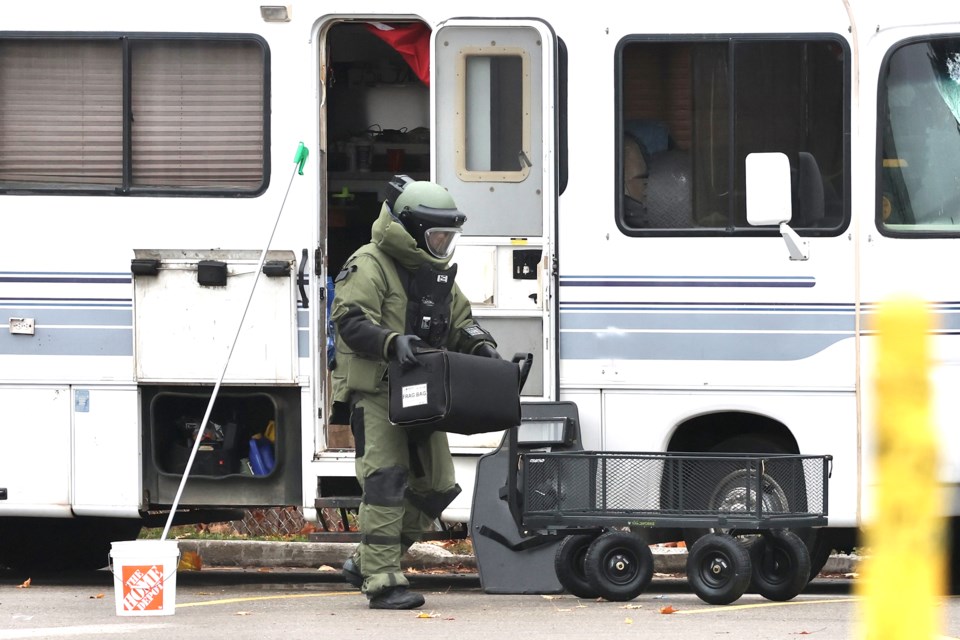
left=331, top=175, right=501, bottom=610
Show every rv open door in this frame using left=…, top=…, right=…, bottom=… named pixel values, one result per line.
left=432, top=19, right=558, bottom=448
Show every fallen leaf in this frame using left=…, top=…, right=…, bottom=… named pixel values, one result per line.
left=89, top=593, right=105, bottom=599
left=178, top=550, right=202, bottom=572
left=620, top=604, right=643, bottom=609
left=624, top=617, right=634, bottom=624
left=541, top=594, right=561, bottom=600
left=17, top=578, right=31, bottom=589
left=659, top=605, right=678, bottom=614
left=256, top=567, right=272, bottom=573
left=416, top=611, right=439, bottom=619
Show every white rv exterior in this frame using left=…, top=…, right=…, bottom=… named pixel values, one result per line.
left=0, top=0, right=958, bottom=571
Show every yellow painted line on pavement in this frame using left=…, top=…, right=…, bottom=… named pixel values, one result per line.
left=676, top=595, right=960, bottom=639
left=177, top=590, right=356, bottom=608
left=675, top=597, right=860, bottom=614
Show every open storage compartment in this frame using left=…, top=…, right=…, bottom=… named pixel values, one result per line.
left=141, top=385, right=302, bottom=507
left=151, top=390, right=277, bottom=478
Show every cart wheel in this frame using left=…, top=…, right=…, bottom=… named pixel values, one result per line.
left=555, top=534, right=600, bottom=599
left=583, top=531, right=653, bottom=602
left=687, top=533, right=752, bottom=605
left=749, top=530, right=811, bottom=601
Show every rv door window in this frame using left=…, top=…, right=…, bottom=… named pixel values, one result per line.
left=0, top=36, right=267, bottom=195
left=457, top=47, right=531, bottom=182
left=617, top=37, right=848, bottom=235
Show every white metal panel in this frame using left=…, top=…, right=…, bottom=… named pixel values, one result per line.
left=72, top=387, right=141, bottom=516
left=133, top=250, right=298, bottom=383
left=0, top=387, right=71, bottom=514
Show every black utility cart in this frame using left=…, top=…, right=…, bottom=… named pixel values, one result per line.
left=473, top=410, right=831, bottom=606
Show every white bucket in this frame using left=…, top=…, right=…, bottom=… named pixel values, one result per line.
left=109, top=540, right=180, bottom=616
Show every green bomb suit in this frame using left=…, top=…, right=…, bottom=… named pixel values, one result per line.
left=331, top=203, right=496, bottom=598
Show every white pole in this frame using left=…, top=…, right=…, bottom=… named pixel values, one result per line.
left=160, top=147, right=307, bottom=541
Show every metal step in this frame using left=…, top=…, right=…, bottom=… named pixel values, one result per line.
left=312, top=496, right=362, bottom=542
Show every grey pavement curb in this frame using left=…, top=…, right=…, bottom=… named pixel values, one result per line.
left=175, top=540, right=861, bottom=576
left=177, top=539, right=476, bottom=571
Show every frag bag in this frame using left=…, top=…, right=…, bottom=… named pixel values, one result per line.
left=388, top=349, right=525, bottom=435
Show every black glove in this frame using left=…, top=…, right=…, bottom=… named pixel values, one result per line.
left=389, top=334, right=424, bottom=368
left=474, top=343, right=502, bottom=359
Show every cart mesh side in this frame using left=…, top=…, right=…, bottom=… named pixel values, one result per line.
left=520, top=452, right=830, bottom=530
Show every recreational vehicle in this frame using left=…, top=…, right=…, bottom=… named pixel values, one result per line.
left=0, top=0, right=956, bottom=591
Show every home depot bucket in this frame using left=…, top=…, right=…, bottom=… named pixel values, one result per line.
left=109, top=540, right=180, bottom=616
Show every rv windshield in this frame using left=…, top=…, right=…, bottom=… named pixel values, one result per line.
left=880, top=37, right=960, bottom=232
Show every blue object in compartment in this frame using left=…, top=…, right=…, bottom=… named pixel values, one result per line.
left=249, top=438, right=276, bottom=476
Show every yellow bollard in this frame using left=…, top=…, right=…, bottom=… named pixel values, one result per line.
left=858, top=296, right=945, bottom=639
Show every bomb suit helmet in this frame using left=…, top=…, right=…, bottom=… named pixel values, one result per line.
left=386, top=175, right=466, bottom=259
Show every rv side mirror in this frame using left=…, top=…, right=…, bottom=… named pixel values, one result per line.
left=745, top=152, right=792, bottom=226
left=745, top=152, right=809, bottom=261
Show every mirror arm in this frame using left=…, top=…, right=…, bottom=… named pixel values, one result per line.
left=779, top=222, right=809, bottom=261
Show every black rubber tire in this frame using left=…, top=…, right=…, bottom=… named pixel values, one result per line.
left=805, top=530, right=833, bottom=581
left=555, top=534, right=600, bottom=599
left=749, top=530, right=811, bottom=601
left=583, top=531, right=653, bottom=602
left=687, top=533, right=752, bottom=605
left=681, top=435, right=823, bottom=582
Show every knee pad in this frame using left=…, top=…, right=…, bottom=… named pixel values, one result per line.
left=363, top=466, right=409, bottom=507
left=405, top=484, right=462, bottom=518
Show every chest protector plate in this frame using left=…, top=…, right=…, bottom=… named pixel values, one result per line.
left=396, top=262, right=458, bottom=348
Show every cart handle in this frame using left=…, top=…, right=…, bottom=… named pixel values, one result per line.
left=512, top=352, right=534, bottom=392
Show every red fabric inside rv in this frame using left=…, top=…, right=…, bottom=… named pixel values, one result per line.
left=365, top=22, right=431, bottom=85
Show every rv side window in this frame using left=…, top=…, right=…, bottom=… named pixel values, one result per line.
left=617, top=37, right=847, bottom=234
left=456, top=47, right=531, bottom=182
left=879, top=36, right=960, bottom=235
left=0, top=36, right=267, bottom=195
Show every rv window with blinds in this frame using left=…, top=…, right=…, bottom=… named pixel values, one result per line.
left=0, top=36, right=267, bottom=195
left=617, top=37, right=848, bottom=234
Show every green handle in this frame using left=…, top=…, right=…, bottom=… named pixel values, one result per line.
left=293, top=142, right=309, bottom=175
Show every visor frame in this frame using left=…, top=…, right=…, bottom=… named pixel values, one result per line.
left=399, top=203, right=467, bottom=229
left=423, top=226, right=462, bottom=259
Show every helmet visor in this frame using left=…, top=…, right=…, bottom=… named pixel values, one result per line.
left=424, top=227, right=462, bottom=259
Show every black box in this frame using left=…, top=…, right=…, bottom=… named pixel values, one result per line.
left=388, top=349, right=521, bottom=435
left=163, top=441, right=240, bottom=476
left=161, top=419, right=240, bottom=476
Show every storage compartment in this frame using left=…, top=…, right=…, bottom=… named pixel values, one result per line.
left=151, top=391, right=277, bottom=478
left=141, top=386, right=301, bottom=507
